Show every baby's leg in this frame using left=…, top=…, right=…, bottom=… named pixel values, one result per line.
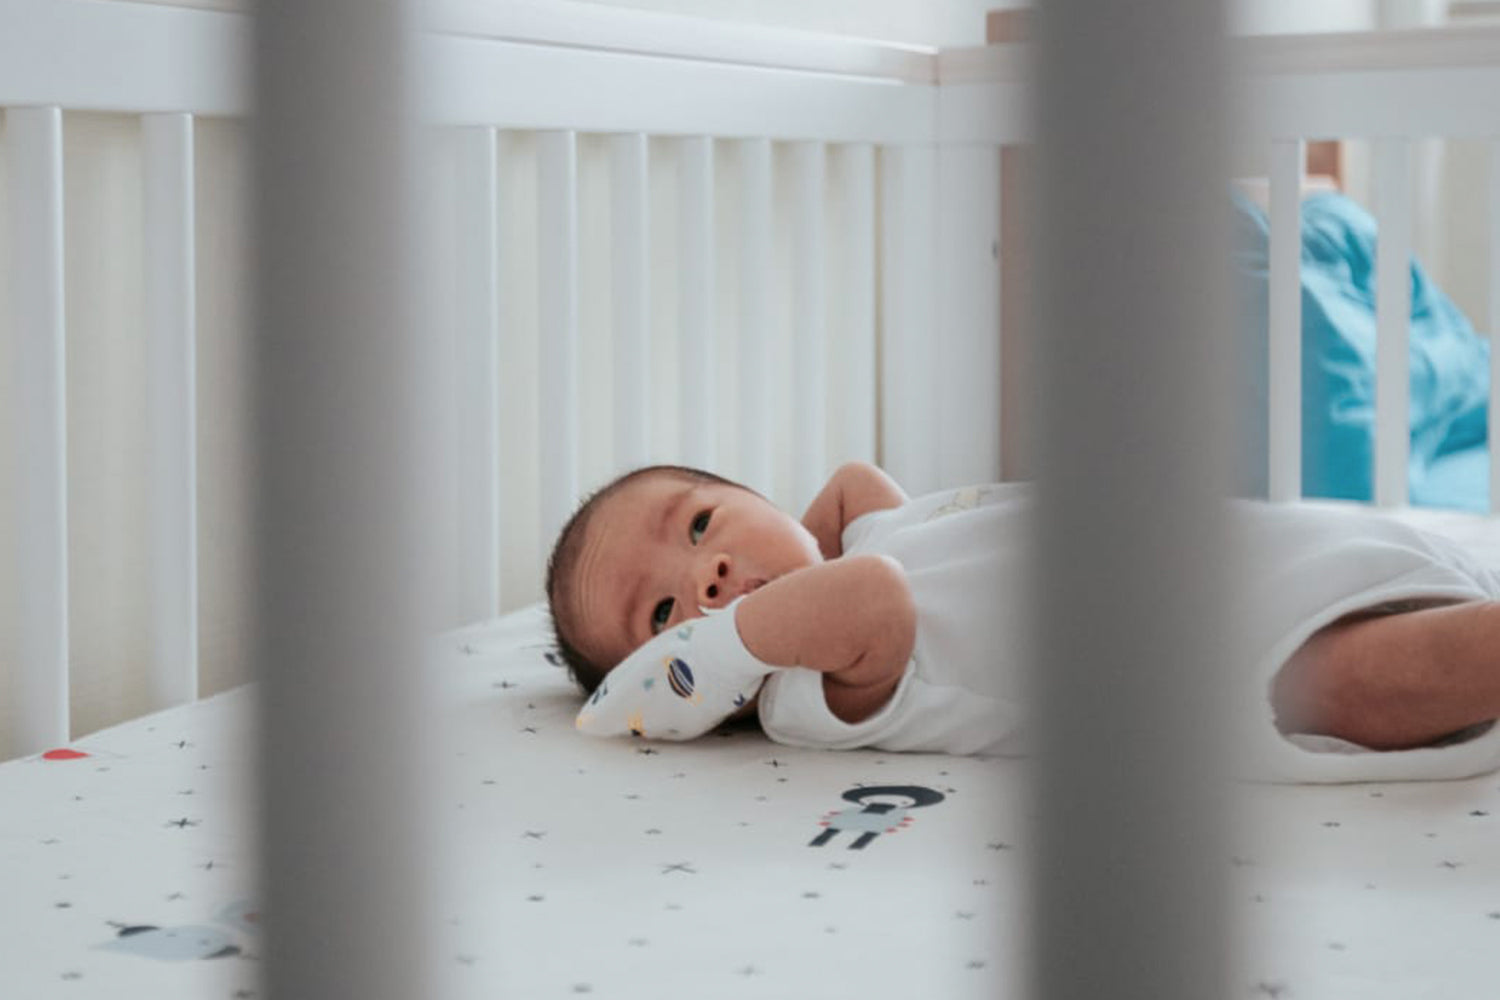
left=1272, top=599, right=1500, bottom=751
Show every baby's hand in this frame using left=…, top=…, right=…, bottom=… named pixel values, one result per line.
left=575, top=597, right=784, bottom=741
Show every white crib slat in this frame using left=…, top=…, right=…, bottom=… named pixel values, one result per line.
left=677, top=136, right=715, bottom=470
left=833, top=143, right=876, bottom=468
left=935, top=143, right=1002, bottom=486
left=538, top=130, right=580, bottom=547
left=142, top=112, right=199, bottom=708
left=454, top=126, right=502, bottom=618
left=1267, top=139, right=1304, bottom=503
left=789, top=141, right=827, bottom=510
left=736, top=138, right=773, bottom=496
left=1374, top=137, right=1412, bottom=509
left=5, top=107, right=69, bottom=755
left=610, top=132, right=650, bottom=475
left=878, top=143, right=938, bottom=494
left=1490, top=140, right=1500, bottom=515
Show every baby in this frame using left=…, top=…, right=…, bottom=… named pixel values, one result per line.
left=546, top=461, right=1500, bottom=782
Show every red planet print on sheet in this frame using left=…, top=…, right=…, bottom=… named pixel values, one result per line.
left=42, top=748, right=90, bottom=761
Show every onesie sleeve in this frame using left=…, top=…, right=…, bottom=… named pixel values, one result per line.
left=757, top=660, right=1028, bottom=756
left=756, top=663, right=918, bottom=751
left=839, top=507, right=890, bottom=556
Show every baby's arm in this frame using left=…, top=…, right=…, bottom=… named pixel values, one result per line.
left=735, top=553, right=916, bottom=723
left=800, top=461, right=909, bottom=559
left=575, top=553, right=914, bottom=742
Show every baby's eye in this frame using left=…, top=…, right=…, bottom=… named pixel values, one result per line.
left=651, top=597, right=674, bottom=634
left=690, top=510, right=711, bottom=544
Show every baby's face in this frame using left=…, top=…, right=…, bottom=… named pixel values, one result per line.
left=570, top=475, right=823, bottom=670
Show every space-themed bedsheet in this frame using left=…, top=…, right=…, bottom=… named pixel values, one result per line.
left=6, top=563, right=1500, bottom=999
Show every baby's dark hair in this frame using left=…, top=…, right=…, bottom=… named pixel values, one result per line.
left=546, top=464, right=752, bottom=695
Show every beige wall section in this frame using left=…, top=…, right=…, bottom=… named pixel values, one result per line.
left=1439, top=140, right=1493, bottom=330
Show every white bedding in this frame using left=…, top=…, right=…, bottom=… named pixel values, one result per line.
left=3, top=506, right=1499, bottom=998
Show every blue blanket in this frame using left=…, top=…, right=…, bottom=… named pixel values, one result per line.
left=1233, top=191, right=1491, bottom=511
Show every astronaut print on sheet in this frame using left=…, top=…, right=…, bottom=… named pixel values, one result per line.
left=96, top=899, right=261, bottom=961
left=809, top=785, right=948, bottom=850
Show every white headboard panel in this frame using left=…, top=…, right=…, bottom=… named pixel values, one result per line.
left=433, top=131, right=911, bottom=623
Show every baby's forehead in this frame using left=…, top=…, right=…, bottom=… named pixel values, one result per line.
left=629, top=468, right=695, bottom=497
left=573, top=475, right=688, bottom=612
left=600, top=471, right=695, bottom=521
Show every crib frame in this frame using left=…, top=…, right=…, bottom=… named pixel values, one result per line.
left=7, top=4, right=1499, bottom=758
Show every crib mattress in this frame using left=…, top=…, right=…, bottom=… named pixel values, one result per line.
left=5, top=514, right=1500, bottom=999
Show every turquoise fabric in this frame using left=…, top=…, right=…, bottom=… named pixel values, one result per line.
left=1233, top=191, right=1491, bottom=509
left=1415, top=445, right=1489, bottom=513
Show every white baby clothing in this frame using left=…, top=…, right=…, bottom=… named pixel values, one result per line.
left=755, top=483, right=1500, bottom=783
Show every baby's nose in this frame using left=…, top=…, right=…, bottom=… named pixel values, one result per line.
left=698, top=555, right=732, bottom=607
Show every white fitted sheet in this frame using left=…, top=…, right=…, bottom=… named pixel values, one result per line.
left=4, top=506, right=1500, bottom=999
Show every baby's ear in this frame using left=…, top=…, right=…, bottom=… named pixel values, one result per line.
left=574, top=601, right=779, bottom=741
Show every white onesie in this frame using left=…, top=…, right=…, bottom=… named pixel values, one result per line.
left=755, top=483, right=1500, bottom=783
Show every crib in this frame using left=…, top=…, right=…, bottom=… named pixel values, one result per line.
left=3, top=1, right=1500, bottom=998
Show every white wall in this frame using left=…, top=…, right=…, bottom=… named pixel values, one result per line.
left=1231, top=0, right=1378, bottom=34
left=574, top=0, right=1386, bottom=41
